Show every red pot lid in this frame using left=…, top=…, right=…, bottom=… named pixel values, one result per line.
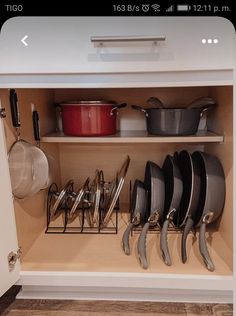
left=60, top=100, right=116, bottom=106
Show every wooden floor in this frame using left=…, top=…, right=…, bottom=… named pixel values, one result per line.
left=0, top=287, right=233, bottom=316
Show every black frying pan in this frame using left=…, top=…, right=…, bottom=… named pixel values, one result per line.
left=137, top=161, right=165, bottom=269
left=174, top=151, right=201, bottom=263
left=192, top=151, right=226, bottom=272
left=122, top=179, right=146, bottom=255
left=160, top=155, right=183, bottom=266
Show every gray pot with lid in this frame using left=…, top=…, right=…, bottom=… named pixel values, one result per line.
left=132, top=97, right=216, bottom=136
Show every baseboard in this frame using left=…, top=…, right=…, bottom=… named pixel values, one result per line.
left=17, top=285, right=233, bottom=304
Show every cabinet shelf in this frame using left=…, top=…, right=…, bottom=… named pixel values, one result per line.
left=41, top=130, right=224, bottom=144
left=21, top=213, right=232, bottom=276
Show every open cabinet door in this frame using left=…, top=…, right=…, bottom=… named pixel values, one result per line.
left=0, top=112, right=20, bottom=297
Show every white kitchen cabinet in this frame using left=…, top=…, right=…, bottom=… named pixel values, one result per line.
left=0, top=17, right=235, bottom=304
left=0, top=17, right=234, bottom=75
left=0, top=85, right=234, bottom=303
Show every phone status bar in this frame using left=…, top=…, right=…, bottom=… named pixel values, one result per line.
left=111, top=3, right=232, bottom=14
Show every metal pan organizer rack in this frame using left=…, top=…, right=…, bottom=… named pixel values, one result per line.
left=46, top=171, right=119, bottom=234
left=45, top=155, right=130, bottom=234
left=131, top=219, right=196, bottom=236
left=128, top=181, right=196, bottom=236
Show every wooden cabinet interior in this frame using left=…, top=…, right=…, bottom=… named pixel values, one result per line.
left=0, top=86, right=233, bottom=276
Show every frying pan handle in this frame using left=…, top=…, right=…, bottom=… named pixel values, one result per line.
left=122, top=223, right=134, bottom=255
left=32, top=110, right=41, bottom=142
left=110, top=103, right=127, bottom=115
left=181, top=217, right=194, bottom=263
left=137, top=222, right=150, bottom=269
left=131, top=105, right=149, bottom=117
left=199, top=222, right=215, bottom=272
left=9, top=89, right=20, bottom=128
left=160, top=219, right=172, bottom=266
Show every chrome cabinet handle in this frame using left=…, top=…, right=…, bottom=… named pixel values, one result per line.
left=90, top=35, right=166, bottom=43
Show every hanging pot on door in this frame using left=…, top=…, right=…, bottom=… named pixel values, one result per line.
left=60, top=101, right=127, bottom=136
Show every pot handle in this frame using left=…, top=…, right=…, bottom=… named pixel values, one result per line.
left=200, top=103, right=216, bottom=116
left=181, top=217, right=194, bottom=263
left=122, top=222, right=134, bottom=256
left=131, top=105, right=149, bottom=117
left=9, top=89, right=21, bottom=129
left=199, top=216, right=215, bottom=272
left=32, top=110, right=41, bottom=143
left=137, top=222, right=150, bottom=269
left=110, top=103, right=127, bottom=115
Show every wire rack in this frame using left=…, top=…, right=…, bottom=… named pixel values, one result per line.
left=128, top=181, right=196, bottom=236
left=45, top=179, right=119, bottom=234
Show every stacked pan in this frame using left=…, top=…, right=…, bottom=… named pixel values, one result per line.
left=122, top=150, right=225, bottom=272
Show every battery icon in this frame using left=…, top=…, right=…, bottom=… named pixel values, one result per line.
left=177, top=4, right=190, bottom=11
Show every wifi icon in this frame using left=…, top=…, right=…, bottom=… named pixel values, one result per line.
left=151, top=4, right=160, bottom=12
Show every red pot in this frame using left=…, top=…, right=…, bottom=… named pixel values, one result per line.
left=61, top=101, right=127, bottom=136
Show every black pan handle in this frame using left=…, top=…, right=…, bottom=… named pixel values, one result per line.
left=32, top=110, right=40, bottom=142
left=131, top=105, right=148, bottom=117
left=9, top=89, right=20, bottom=128
left=122, top=223, right=134, bottom=255
left=199, top=222, right=215, bottom=272
left=181, top=217, right=194, bottom=263
left=137, top=222, right=150, bottom=269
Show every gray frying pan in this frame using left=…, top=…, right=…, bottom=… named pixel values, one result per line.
left=192, top=151, right=226, bottom=272
left=137, top=161, right=165, bottom=269
left=160, top=155, right=183, bottom=266
left=122, top=179, right=146, bottom=255
left=174, top=151, right=201, bottom=263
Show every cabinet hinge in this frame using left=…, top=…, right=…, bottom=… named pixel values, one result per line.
left=0, top=108, right=6, bottom=118
left=8, top=247, right=22, bottom=271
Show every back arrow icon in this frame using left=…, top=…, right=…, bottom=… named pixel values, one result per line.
left=21, top=35, right=28, bottom=46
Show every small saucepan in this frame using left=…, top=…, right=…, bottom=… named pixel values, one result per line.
left=192, top=151, right=226, bottom=272
left=122, top=179, right=146, bottom=255
left=137, top=161, right=165, bottom=269
left=131, top=97, right=216, bottom=136
left=60, top=100, right=127, bottom=136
